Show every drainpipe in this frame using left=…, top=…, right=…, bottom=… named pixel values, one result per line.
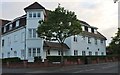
left=24, top=26, right=26, bottom=60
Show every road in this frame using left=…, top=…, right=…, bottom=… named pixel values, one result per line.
left=2, top=62, right=118, bottom=74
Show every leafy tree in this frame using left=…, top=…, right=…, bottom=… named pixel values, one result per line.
left=37, top=5, right=82, bottom=65
left=108, top=28, right=120, bottom=55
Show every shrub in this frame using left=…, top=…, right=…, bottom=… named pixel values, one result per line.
left=34, top=56, right=42, bottom=62
left=2, top=57, right=21, bottom=63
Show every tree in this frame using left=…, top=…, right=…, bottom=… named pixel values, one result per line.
left=37, top=5, right=82, bottom=65
left=108, top=28, right=120, bottom=55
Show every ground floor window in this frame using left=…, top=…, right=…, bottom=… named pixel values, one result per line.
left=101, top=52, right=104, bottom=55
left=89, top=51, right=92, bottom=56
left=28, top=48, right=41, bottom=57
left=82, top=51, right=86, bottom=56
left=14, top=51, right=17, bottom=57
left=7, top=52, right=10, bottom=58
left=58, top=50, right=61, bottom=55
left=74, top=50, right=78, bottom=56
left=2, top=53, right=4, bottom=58
left=95, top=52, right=98, bottom=55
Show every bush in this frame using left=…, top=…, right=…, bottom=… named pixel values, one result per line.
left=34, top=56, right=42, bottom=62
left=2, top=57, right=21, bottom=63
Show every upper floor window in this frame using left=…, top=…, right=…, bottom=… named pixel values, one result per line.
left=47, top=49, right=50, bottom=55
left=91, top=28, right=94, bottom=33
left=74, top=50, right=78, bottom=56
left=88, top=37, right=91, bottom=44
left=95, top=38, right=97, bottom=45
left=37, top=12, right=41, bottom=17
left=6, top=25, right=10, bottom=31
left=58, top=50, right=61, bottom=55
left=2, top=27, right=4, bottom=33
left=101, top=39, right=104, bottom=44
left=28, top=29, right=37, bottom=38
left=73, top=36, right=77, bottom=42
left=33, top=13, right=36, bottom=18
left=2, top=39, right=4, bottom=47
left=85, top=26, right=88, bottom=32
left=29, top=12, right=32, bottom=18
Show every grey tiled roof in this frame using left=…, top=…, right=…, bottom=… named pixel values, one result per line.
left=44, top=41, right=70, bottom=50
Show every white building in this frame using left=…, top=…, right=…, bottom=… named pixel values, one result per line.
left=0, top=2, right=107, bottom=62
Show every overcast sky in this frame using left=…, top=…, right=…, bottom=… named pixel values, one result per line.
left=0, top=0, right=118, bottom=46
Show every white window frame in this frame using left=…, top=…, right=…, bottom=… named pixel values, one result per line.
left=74, top=50, right=78, bottom=56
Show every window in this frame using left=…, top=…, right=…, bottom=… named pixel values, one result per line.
left=33, top=13, right=36, bottom=18
left=85, top=26, right=88, bottom=32
left=101, top=40, right=104, bottom=44
left=28, top=48, right=32, bottom=57
left=47, top=50, right=50, bottom=55
left=7, top=52, right=10, bottom=58
left=6, top=25, right=10, bottom=31
left=33, top=48, right=36, bottom=57
left=12, top=22, right=16, bottom=28
left=16, top=21, right=19, bottom=27
left=33, top=29, right=36, bottom=38
left=95, top=52, right=98, bottom=56
left=82, top=51, right=86, bottom=56
left=2, top=39, right=4, bottom=46
left=28, top=29, right=32, bottom=38
left=37, top=12, right=40, bottom=17
left=29, top=12, right=32, bottom=18
left=37, top=48, right=40, bottom=56
left=91, top=28, right=94, bottom=33
left=14, top=51, right=17, bottom=57
left=2, top=27, right=4, bottom=33
left=89, top=51, right=92, bottom=56
left=58, top=51, right=61, bottom=55
left=101, top=52, right=104, bottom=55
left=95, top=38, right=97, bottom=45
left=74, top=50, right=78, bottom=56
left=73, top=36, right=77, bottom=42
left=88, top=37, right=91, bottom=44
left=28, top=29, right=37, bottom=38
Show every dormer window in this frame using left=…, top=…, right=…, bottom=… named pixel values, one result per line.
left=85, top=26, right=88, bottom=32
left=37, top=12, right=41, bottom=17
left=91, top=28, right=94, bottom=33
left=6, top=25, right=10, bottom=31
left=33, top=13, right=36, bottom=18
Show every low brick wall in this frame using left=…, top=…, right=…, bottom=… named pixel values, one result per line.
left=2, top=56, right=118, bottom=68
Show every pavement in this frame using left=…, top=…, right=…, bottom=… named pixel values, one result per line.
left=2, top=62, right=119, bottom=74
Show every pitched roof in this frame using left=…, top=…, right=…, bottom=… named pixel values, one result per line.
left=44, top=41, right=70, bottom=50
left=24, top=2, right=45, bottom=10
left=0, top=19, right=11, bottom=26
left=82, top=31, right=107, bottom=40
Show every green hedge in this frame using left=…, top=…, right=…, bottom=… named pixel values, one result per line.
left=2, top=57, right=21, bottom=63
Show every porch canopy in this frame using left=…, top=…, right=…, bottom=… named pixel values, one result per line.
left=43, top=41, right=70, bottom=50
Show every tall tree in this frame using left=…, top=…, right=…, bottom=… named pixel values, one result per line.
left=108, top=28, right=120, bottom=55
left=37, top=5, right=82, bottom=65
